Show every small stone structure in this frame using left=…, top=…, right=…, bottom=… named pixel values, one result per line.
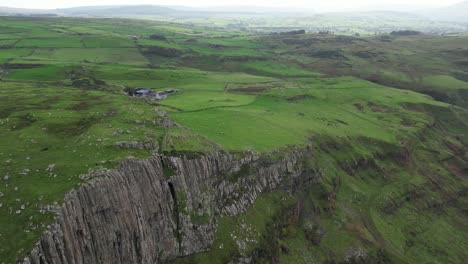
left=126, top=87, right=178, bottom=100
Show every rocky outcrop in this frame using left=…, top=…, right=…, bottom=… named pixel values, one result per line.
left=114, top=141, right=159, bottom=151
left=23, top=146, right=319, bottom=264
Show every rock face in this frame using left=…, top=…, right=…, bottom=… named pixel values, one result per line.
left=24, top=146, right=318, bottom=264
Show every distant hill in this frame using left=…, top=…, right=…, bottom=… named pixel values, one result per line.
left=424, top=0, right=468, bottom=22
left=0, top=5, right=313, bottom=16
left=57, top=5, right=310, bottom=16
left=57, top=5, right=177, bottom=16
left=178, top=5, right=313, bottom=14
left=1, top=3, right=467, bottom=21
left=0, top=6, right=55, bottom=15
left=0, top=4, right=467, bottom=34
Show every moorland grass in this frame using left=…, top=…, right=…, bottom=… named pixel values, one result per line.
left=0, top=81, right=167, bottom=261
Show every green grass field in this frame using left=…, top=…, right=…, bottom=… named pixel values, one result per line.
left=169, top=81, right=440, bottom=151
left=0, top=80, right=170, bottom=261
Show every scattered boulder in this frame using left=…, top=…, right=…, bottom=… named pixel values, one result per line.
left=158, top=110, right=178, bottom=128
left=46, top=164, right=55, bottom=172
left=304, top=222, right=325, bottom=245
left=114, top=141, right=159, bottom=151
left=344, top=247, right=368, bottom=262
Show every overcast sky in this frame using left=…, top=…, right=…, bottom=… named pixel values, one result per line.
left=0, top=0, right=463, bottom=10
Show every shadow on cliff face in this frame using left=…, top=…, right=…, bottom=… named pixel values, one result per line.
left=168, top=181, right=183, bottom=253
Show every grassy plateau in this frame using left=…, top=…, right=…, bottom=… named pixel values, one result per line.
left=0, top=16, right=467, bottom=263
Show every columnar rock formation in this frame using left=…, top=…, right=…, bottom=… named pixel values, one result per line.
left=24, top=146, right=319, bottom=264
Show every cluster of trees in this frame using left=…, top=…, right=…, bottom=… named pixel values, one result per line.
left=390, top=30, right=421, bottom=36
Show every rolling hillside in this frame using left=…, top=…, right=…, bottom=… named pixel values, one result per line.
left=1, top=4, right=468, bottom=35
left=0, top=16, right=467, bottom=264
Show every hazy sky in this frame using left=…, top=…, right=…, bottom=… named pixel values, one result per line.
left=0, top=0, right=463, bottom=10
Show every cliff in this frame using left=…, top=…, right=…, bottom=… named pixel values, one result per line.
left=23, top=146, right=319, bottom=264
